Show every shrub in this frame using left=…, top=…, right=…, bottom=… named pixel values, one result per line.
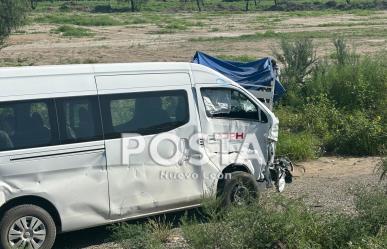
left=274, top=38, right=318, bottom=94
left=332, top=111, right=385, bottom=155
left=332, top=36, right=358, bottom=66
left=276, top=37, right=387, bottom=158
left=108, top=189, right=386, bottom=249
left=301, top=94, right=340, bottom=142
left=182, top=189, right=387, bottom=249
left=307, top=53, right=387, bottom=115
left=183, top=196, right=321, bottom=249
left=355, top=188, right=387, bottom=235
left=52, top=25, right=94, bottom=37
left=35, top=14, right=121, bottom=26
left=376, top=157, right=387, bottom=182
left=348, top=235, right=387, bottom=249
left=276, top=131, right=320, bottom=161
left=147, top=216, right=173, bottom=244
left=110, top=218, right=171, bottom=249
left=110, top=223, right=150, bottom=249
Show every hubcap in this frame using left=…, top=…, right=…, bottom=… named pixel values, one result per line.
left=232, top=184, right=250, bottom=205
left=8, top=216, right=46, bottom=249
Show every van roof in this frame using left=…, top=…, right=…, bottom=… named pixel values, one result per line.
left=0, top=62, right=236, bottom=101
left=0, top=62, right=196, bottom=78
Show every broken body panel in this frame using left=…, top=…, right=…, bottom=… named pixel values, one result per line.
left=0, top=62, right=278, bottom=233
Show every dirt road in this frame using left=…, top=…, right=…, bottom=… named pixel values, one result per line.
left=53, top=156, right=382, bottom=249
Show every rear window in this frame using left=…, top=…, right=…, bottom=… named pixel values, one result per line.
left=0, top=99, right=58, bottom=151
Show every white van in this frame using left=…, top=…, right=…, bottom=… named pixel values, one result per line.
left=0, top=62, right=281, bottom=249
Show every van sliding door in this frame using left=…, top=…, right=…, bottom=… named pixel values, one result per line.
left=96, top=73, right=203, bottom=219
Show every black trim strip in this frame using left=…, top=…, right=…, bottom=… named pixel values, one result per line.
left=10, top=148, right=105, bottom=161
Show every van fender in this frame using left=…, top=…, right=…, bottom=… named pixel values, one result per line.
left=0, top=192, right=62, bottom=232
left=216, top=163, right=255, bottom=196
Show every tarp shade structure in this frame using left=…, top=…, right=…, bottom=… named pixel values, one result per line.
left=192, top=51, right=285, bottom=101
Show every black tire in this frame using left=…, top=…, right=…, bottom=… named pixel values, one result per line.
left=221, top=171, right=260, bottom=206
left=0, top=204, right=56, bottom=249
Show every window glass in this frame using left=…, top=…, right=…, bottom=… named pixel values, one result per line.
left=201, top=88, right=267, bottom=122
left=0, top=100, right=58, bottom=151
left=202, top=89, right=232, bottom=116
left=110, top=99, right=135, bottom=128
left=230, top=90, right=258, bottom=119
left=56, top=96, right=103, bottom=144
left=101, top=90, right=189, bottom=137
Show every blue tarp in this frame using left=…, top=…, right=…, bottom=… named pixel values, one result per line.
left=192, top=51, right=285, bottom=100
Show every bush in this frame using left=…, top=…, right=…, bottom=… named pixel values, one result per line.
left=275, top=38, right=317, bottom=86
left=52, top=25, right=94, bottom=37
left=377, top=157, right=387, bottom=182
left=274, top=38, right=318, bottom=107
left=181, top=189, right=387, bottom=249
left=308, top=55, right=387, bottom=114
left=355, top=188, right=387, bottom=235
left=110, top=223, right=150, bottom=249
left=109, top=217, right=171, bottom=249
left=332, top=111, right=385, bottom=155
left=35, top=14, right=121, bottom=26
left=276, top=131, right=320, bottom=161
left=107, top=189, right=386, bottom=249
left=332, top=37, right=358, bottom=66
left=275, top=37, right=387, bottom=158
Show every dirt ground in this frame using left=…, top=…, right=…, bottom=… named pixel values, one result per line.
left=52, top=156, right=383, bottom=249
left=284, top=156, right=382, bottom=214
left=1, top=11, right=387, bottom=67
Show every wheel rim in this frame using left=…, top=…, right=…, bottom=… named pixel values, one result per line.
left=232, top=184, right=250, bottom=205
left=8, top=216, right=46, bottom=249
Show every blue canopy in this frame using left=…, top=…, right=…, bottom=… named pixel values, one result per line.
left=192, top=51, right=285, bottom=100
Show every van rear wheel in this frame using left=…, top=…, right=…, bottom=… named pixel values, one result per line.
left=0, top=205, right=56, bottom=249
left=221, top=171, right=260, bottom=206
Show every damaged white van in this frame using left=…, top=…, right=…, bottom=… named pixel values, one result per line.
left=0, top=62, right=291, bottom=249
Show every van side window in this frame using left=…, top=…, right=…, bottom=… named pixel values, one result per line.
left=56, top=96, right=103, bottom=144
left=0, top=100, right=58, bottom=151
left=201, top=88, right=268, bottom=122
left=100, top=90, right=189, bottom=138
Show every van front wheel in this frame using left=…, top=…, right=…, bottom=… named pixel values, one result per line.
left=221, top=171, right=260, bottom=206
left=0, top=205, right=56, bottom=249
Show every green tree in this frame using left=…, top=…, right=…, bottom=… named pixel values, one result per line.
left=0, top=0, right=30, bottom=49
